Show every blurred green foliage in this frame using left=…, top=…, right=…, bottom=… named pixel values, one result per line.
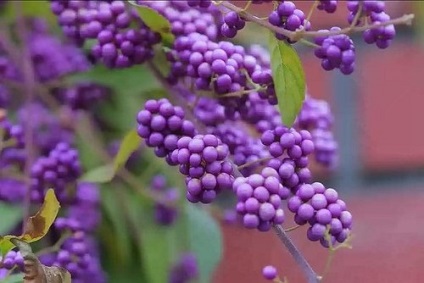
left=0, top=2, right=224, bottom=282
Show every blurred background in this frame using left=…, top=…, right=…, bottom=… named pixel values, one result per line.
left=214, top=1, right=424, bottom=283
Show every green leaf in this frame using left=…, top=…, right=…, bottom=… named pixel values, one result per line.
left=139, top=224, right=172, bottom=283
left=128, top=2, right=175, bottom=46
left=1, top=1, right=57, bottom=25
left=67, top=65, right=159, bottom=130
left=80, top=164, right=115, bottom=183
left=152, top=47, right=172, bottom=77
left=0, top=203, right=22, bottom=236
left=268, top=33, right=306, bottom=127
left=67, top=65, right=156, bottom=92
left=80, top=129, right=141, bottom=183
left=125, top=193, right=173, bottom=283
left=113, top=130, right=141, bottom=171
left=100, top=187, right=133, bottom=265
left=185, top=204, right=223, bottom=283
left=0, top=274, right=24, bottom=283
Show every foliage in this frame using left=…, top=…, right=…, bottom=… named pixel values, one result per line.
left=0, top=1, right=414, bottom=283
left=268, top=33, right=306, bottom=127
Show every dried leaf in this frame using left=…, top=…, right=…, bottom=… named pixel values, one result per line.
left=0, top=189, right=60, bottom=255
left=21, top=189, right=60, bottom=242
left=22, top=253, right=71, bottom=283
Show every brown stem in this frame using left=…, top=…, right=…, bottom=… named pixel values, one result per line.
left=35, top=232, right=71, bottom=257
left=14, top=1, right=36, bottom=232
left=273, top=225, right=321, bottom=283
left=214, top=1, right=414, bottom=41
left=237, top=155, right=273, bottom=170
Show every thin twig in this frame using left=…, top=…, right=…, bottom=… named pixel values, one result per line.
left=320, top=230, right=353, bottom=282
left=4, top=266, right=17, bottom=279
left=306, top=1, right=319, bottom=24
left=284, top=225, right=301, bottom=233
left=273, top=225, right=320, bottom=283
left=36, top=232, right=71, bottom=257
left=214, top=1, right=414, bottom=41
left=237, top=155, right=273, bottom=170
left=349, top=2, right=363, bottom=30
left=299, top=39, right=320, bottom=48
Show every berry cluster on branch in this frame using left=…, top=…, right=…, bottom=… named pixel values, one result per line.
left=0, top=1, right=415, bottom=283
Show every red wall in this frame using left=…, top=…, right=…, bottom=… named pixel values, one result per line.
left=214, top=3, right=423, bottom=282
left=214, top=190, right=424, bottom=283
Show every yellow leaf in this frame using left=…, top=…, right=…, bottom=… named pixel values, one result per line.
left=0, top=237, right=14, bottom=256
left=20, top=189, right=60, bottom=242
left=0, top=189, right=61, bottom=255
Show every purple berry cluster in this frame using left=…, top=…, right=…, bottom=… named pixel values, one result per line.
left=233, top=167, right=289, bottom=231
left=314, top=27, right=356, bottom=75
left=0, top=18, right=89, bottom=83
left=221, top=11, right=246, bottom=38
left=261, top=126, right=314, bottom=189
left=17, top=103, right=74, bottom=155
left=56, top=82, right=109, bottom=111
left=137, top=98, right=196, bottom=163
left=168, top=32, right=275, bottom=116
left=0, top=250, right=24, bottom=271
left=0, top=118, right=25, bottom=149
left=296, top=96, right=338, bottom=168
left=150, top=175, right=179, bottom=226
left=30, top=143, right=81, bottom=203
left=0, top=120, right=25, bottom=168
left=347, top=1, right=395, bottom=49
left=233, top=138, right=269, bottom=176
left=52, top=231, right=105, bottom=283
left=204, top=120, right=269, bottom=175
left=170, top=134, right=234, bottom=203
left=0, top=120, right=24, bottom=149
left=318, top=0, right=338, bottom=13
left=362, top=12, right=396, bottom=49
left=348, top=0, right=386, bottom=19
left=137, top=0, right=217, bottom=40
left=193, top=97, right=226, bottom=127
left=29, top=27, right=89, bottom=82
left=55, top=183, right=101, bottom=233
left=288, top=182, right=352, bottom=247
left=51, top=0, right=161, bottom=68
left=0, top=178, right=26, bottom=203
left=187, top=0, right=212, bottom=9
left=268, top=1, right=311, bottom=43
left=169, top=253, right=198, bottom=283
left=44, top=182, right=105, bottom=283
left=241, top=93, right=282, bottom=133
left=3, top=0, right=408, bottom=275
